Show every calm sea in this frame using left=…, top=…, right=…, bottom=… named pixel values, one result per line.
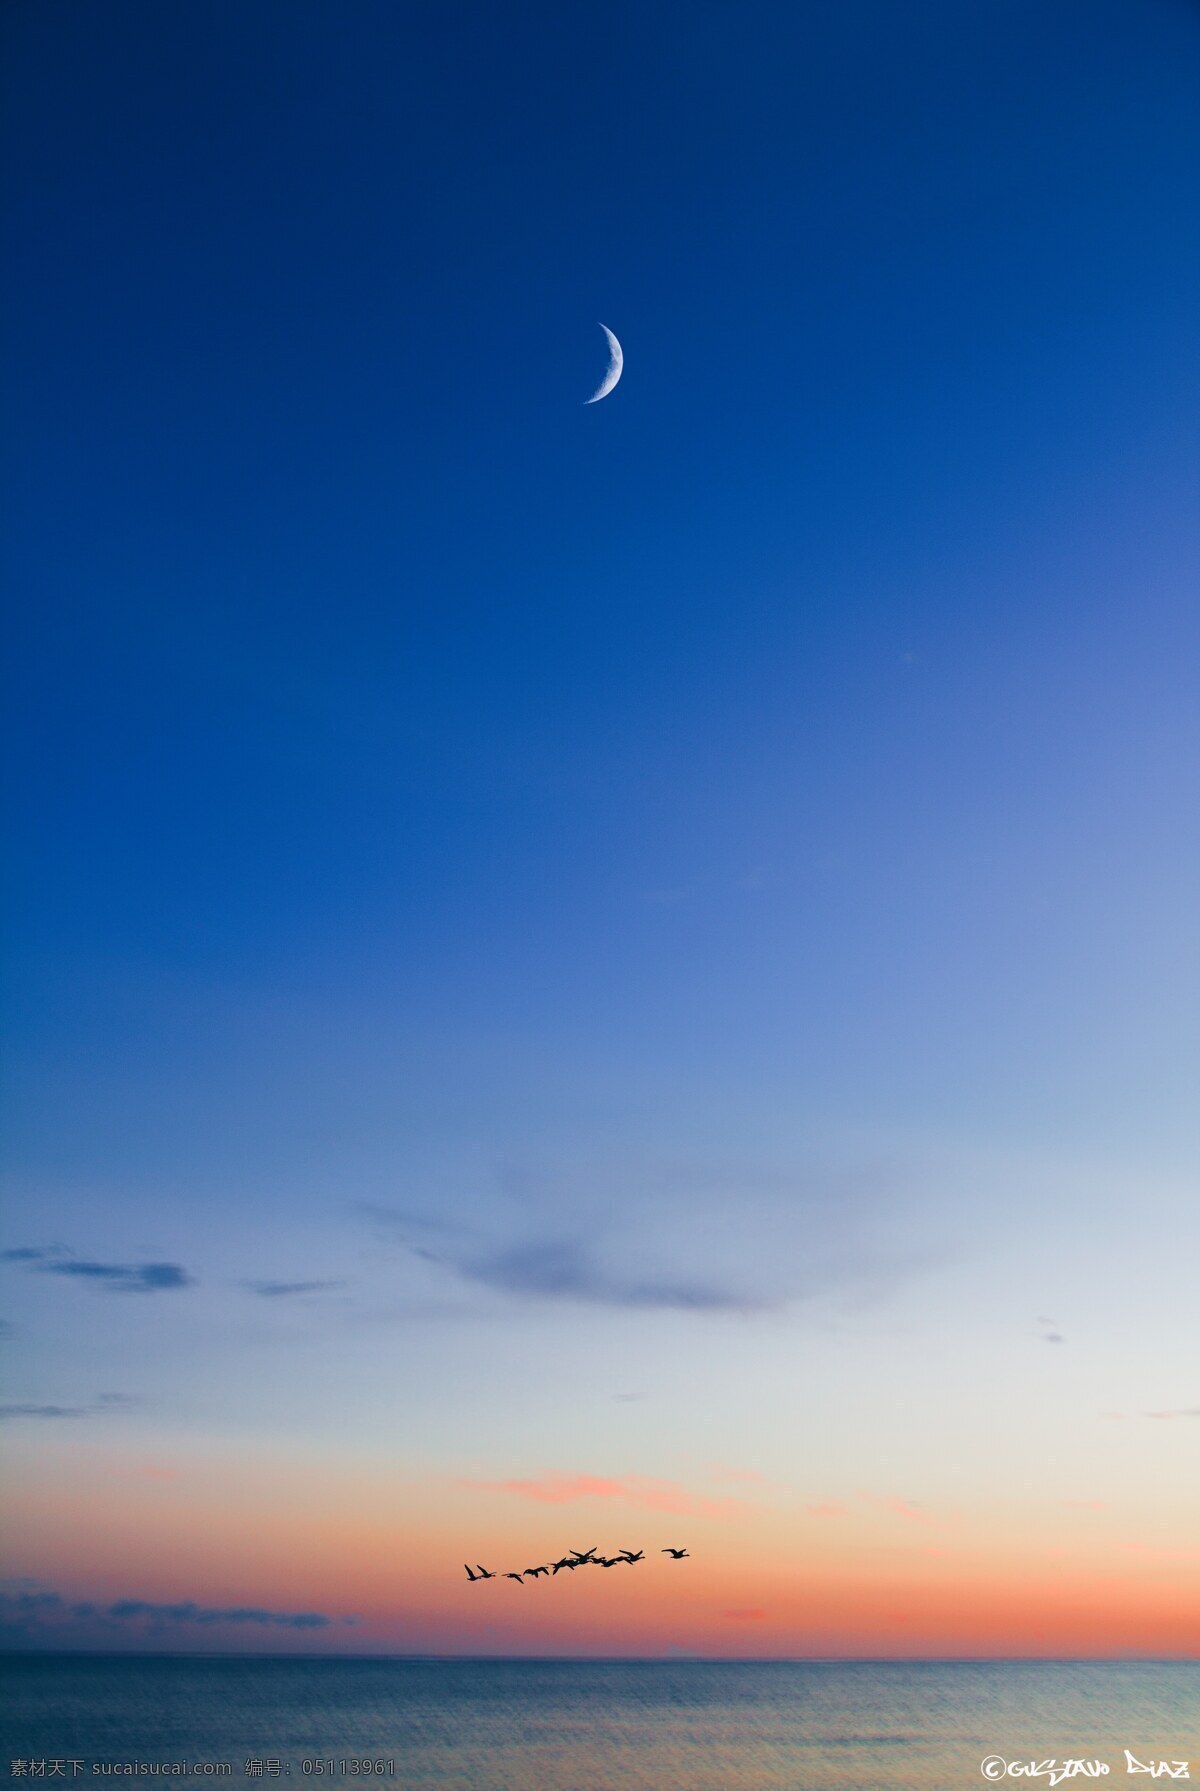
left=2, top=1658, right=1198, bottom=1791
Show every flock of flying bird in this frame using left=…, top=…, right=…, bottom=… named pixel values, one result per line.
left=464, top=1544, right=690, bottom=1584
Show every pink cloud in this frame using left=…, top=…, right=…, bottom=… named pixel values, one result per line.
left=465, top=1471, right=743, bottom=1518
left=1121, top=1541, right=1200, bottom=1563
left=805, top=1500, right=849, bottom=1518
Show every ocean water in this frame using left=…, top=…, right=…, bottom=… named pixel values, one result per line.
left=2, top=1658, right=1198, bottom=1791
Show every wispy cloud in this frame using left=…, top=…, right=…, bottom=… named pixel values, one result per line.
left=0, top=1404, right=92, bottom=1421
left=0, top=1392, right=138, bottom=1422
left=0, top=1587, right=344, bottom=1637
left=458, top=1240, right=764, bottom=1313
left=355, top=1203, right=461, bottom=1238
left=1, top=1591, right=78, bottom=1614
left=365, top=1205, right=765, bottom=1313
left=359, top=1151, right=934, bottom=1322
left=1120, top=1541, right=1200, bottom=1563
left=1, top=1247, right=193, bottom=1293
left=805, top=1500, right=849, bottom=1518
left=465, top=1470, right=744, bottom=1518
left=243, top=1280, right=345, bottom=1298
left=106, top=1600, right=332, bottom=1629
left=1144, top=1407, right=1200, bottom=1420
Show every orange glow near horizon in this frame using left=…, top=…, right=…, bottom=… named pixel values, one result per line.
left=4, top=1439, right=1198, bottom=1659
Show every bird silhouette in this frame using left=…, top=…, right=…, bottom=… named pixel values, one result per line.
left=464, top=1545, right=671, bottom=1578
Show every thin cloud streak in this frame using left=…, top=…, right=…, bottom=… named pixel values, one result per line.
left=0, top=1393, right=139, bottom=1422
left=106, top=1600, right=333, bottom=1629
left=365, top=1201, right=770, bottom=1313
left=464, top=1240, right=765, bottom=1312
left=1, top=1247, right=193, bottom=1293
left=0, top=1588, right=343, bottom=1634
left=244, top=1280, right=345, bottom=1298
left=0, top=1404, right=92, bottom=1421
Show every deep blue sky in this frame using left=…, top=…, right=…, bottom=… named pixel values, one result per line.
left=2, top=0, right=1198, bottom=1303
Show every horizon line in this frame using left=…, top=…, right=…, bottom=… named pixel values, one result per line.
left=3, top=1650, right=1194, bottom=1665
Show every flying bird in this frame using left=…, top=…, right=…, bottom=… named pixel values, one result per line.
left=524, top=1565, right=550, bottom=1578
left=474, top=1565, right=495, bottom=1579
left=662, top=1548, right=689, bottom=1559
left=617, top=1549, right=644, bottom=1563
left=464, top=1564, right=480, bottom=1582
left=584, top=324, right=623, bottom=405
left=503, top=1572, right=524, bottom=1584
left=570, top=1546, right=599, bottom=1563
left=551, top=1557, right=576, bottom=1574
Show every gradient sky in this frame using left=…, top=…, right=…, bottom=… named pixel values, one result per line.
left=2, top=0, right=1198, bottom=1657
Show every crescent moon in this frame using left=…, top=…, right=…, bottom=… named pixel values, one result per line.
left=584, top=323, right=623, bottom=404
